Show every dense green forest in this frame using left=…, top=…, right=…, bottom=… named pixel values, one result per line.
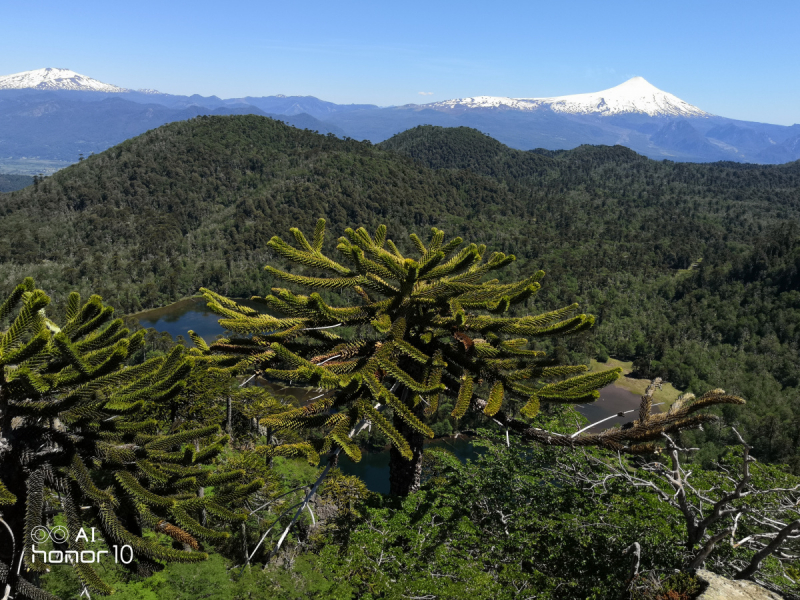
left=1, top=116, right=799, bottom=471
left=36, top=425, right=800, bottom=599
left=381, top=126, right=800, bottom=471
left=0, top=173, right=33, bottom=193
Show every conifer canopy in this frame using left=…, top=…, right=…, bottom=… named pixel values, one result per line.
left=200, top=221, right=746, bottom=487
left=0, top=279, right=262, bottom=599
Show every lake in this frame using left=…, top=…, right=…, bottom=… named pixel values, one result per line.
left=129, top=296, right=246, bottom=342
left=130, top=299, right=646, bottom=492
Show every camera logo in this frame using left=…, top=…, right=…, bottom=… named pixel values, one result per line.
left=28, top=526, right=133, bottom=565
left=31, top=525, right=69, bottom=544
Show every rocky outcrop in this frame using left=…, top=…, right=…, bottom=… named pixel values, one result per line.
left=696, top=569, right=784, bottom=600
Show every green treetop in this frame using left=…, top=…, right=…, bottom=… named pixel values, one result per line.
left=200, top=220, right=744, bottom=496
left=0, top=279, right=262, bottom=600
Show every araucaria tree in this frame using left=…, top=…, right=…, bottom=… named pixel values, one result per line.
left=0, top=279, right=261, bottom=600
left=202, top=220, right=744, bottom=496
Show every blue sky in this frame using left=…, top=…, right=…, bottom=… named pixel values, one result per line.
left=2, top=0, right=798, bottom=124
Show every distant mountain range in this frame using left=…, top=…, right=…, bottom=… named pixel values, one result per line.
left=1, top=67, right=799, bottom=173
left=426, top=76, right=708, bottom=117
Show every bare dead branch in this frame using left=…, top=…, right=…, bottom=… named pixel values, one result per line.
left=553, top=422, right=799, bottom=580
left=623, top=542, right=641, bottom=588
left=735, top=520, right=800, bottom=580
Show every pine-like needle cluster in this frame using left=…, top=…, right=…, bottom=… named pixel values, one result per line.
left=0, top=279, right=261, bottom=599
left=199, top=221, right=734, bottom=468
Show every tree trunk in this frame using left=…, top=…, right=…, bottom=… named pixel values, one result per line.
left=0, top=384, right=25, bottom=595
left=225, top=397, right=233, bottom=438
left=194, top=440, right=207, bottom=527
left=0, top=475, right=25, bottom=597
left=388, top=396, right=425, bottom=496
left=266, top=426, right=274, bottom=468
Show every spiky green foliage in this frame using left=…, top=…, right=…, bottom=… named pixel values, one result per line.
left=0, top=281, right=262, bottom=598
left=201, top=221, right=742, bottom=495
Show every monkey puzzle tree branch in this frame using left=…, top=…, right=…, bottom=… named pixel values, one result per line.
left=473, top=379, right=742, bottom=455
left=0, top=279, right=262, bottom=598
left=199, top=221, right=746, bottom=498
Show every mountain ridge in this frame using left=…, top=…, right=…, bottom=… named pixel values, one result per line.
left=1, top=115, right=798, bottom=469
left=0, top=70, right=710, bottom=118
left=427, top=77, right=709, bottom=117
left=0, top=67, right=129, bottom=92
left=1, top=68, right=798, bottom=169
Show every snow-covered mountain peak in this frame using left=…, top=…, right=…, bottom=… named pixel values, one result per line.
left=430, top=77, right=710, bottom=117
left=613, top=76, right=651, bottom=90
left=0, top=68, right=130, bottom=92
left=536, top=77, right=709, bottom=117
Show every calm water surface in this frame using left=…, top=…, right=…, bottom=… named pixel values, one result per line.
left=130, top=297, right=264, bottom=342
left=132, top=300, right=645, bottom=492
left=130, top=297, right=226, bottom=342
left=331, top=437, right=482, bottom=495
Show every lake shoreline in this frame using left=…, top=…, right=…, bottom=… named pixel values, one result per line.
left=129, top=298, right=663, bottom=433
left=590, top=357, right=683, bottom=409
left=123, top=295, right=205, bottom=320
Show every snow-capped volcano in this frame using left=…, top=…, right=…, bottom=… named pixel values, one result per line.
left=0, top=68, right=130, bottom=92
left=430, top=77, right=709, bottom=117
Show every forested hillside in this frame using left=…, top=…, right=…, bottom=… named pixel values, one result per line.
left=0, top=116, right=522, bottom=309
left=0, top=173, right=32, bottom=192
left=1, top=116, right=798, bottom=469
left=381, top=126, right=800, bottom=470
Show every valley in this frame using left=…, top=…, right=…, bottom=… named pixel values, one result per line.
left=2, top=114, right=798, bottom=471
left=4, top=4, right=800, bottom=596
left=2, top=113, right=799, bottom=599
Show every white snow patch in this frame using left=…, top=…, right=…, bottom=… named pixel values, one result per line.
left=429, top=77, right=709, bottom=117
left=0, top=68, right=135, bottom=93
